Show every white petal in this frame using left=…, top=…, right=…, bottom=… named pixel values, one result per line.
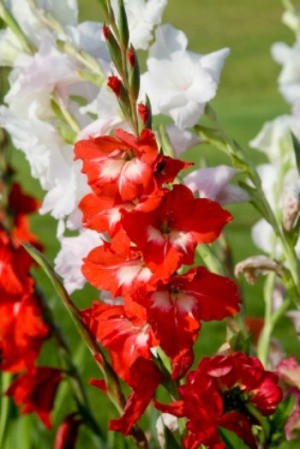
left=55, top=229, right=101, bottom=294
left=166, top=124, right=201, bottom=157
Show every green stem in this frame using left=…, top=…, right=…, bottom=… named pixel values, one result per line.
left=201, top=105, right=300, bottom=306
left=36, top=289, right=104, bottom=438
left=0, top=372, right=12, bottom=448
left=257, top=273, right=276, bottom=366
left=105, top=1, right=140, bottom=136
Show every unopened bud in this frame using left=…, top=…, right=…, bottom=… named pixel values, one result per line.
left=138, top=103, right=150, bottom=124
left=107, top=76, right=122, bottom=97
left=107, top=77, right=131, bottom=119
left=235, top=255, right=283, bottom=284
left=127, top=46, right=140, bottom=100
left=138, top=97, right=152, bottom=128
left=282, top=187, right=300, bottom=231
left=103, top=26, right=123, bottom=74
left=128, top=49, right=136, bottom=68
left=103, top=25, right=110, bottom=40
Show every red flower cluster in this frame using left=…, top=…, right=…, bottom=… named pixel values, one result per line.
left=157, top=353, right=282, bottom=449
left=0, top=183, right=62, bottom=427
left=76, top=128, right=241, bottom=433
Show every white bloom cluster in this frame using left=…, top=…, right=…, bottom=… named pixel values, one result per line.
left=249, top=4, right=300, bottom=256
left=142, top=24, right=229, bottom=129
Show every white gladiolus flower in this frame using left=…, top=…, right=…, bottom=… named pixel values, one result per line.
left=166, top=124, right=201, bottom=157
left=0, top=108, right=59, bottom=186
left=142, top=25, right=229, bottom=129
left=272, top=39, right=300, bottom=109
left=184, top=165, right=249, bottom=205
left=251, top=220, right=281, bottom=257
left=4, top=38, right=79, bottom=120
left=77, top=86, right=125, bottom=140
left=3, top=0, right=78, bottom=45
left=54, top=229, right=101, bottom=294
left=250, top=115, right=300, bottom=165
left=111, top=0, right=167, bottom=50
left=256, top=164, right=299, bottom=210
left=65, top=22, right=110, bottom=63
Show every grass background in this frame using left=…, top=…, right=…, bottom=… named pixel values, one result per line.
left=3, top=0, right=300, bottom=447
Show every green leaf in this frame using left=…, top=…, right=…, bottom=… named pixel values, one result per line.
left=118, top=0, right=129, bottom=48
left=291, top=132, right=300, bottom=175
left=269, top=395, right=295, bottom=445
left=22, top=243, right=70, bottom=306
left=158, top=125, right=175, bottom=158
left=218, top=427, right=250, bottom=449
left=278, top=441, right=300, bottom=449
left=164, top=426, right=181, bottom=449
left=271, top=395, right=295, bottom=432
left=238, top=181, right=275, bottom=226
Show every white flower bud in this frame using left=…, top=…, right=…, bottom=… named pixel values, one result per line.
left=282, top=186, right=300, bottom=231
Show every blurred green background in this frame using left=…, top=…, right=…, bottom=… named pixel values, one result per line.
left=2, top=0, right=300, bottom=448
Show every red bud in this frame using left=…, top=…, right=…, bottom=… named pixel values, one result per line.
left=103, top=25, right=110, bottom=40
left=138, top=103, right=150, bottom=124
left=128, top=49, right=136, bottom=68
left=55, top=413, right=81, bottom=449
left=107, top=76, right=122, bottom=98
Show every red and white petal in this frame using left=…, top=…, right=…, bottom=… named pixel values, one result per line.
left=82, top=245, right=157, bottom=298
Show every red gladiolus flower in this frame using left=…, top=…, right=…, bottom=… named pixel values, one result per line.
left=0, top=293, right=49, bottom=373
left=75, top=129, right=159, bottom=202
left=153, top=155, right=192, bottom=187
left=83, top=302, right=163, bottom=434
left=82, top=301, right=157, bottom=382
left=122, top=184, right=232, bottom=279
left=0, top=236, right=33, bottom=298
left=109, top=358, right=163, bottom=435
left=82, top=243, right=158, bottom=299
left=156, top=353, right=282, bottom=449
left=6, top=367, right=62, bottom=428
left=138, top=267, right=240, bottom=379
left=79, top=192, right=134, bottom=236
left=7, top=183, right=40, bottom=244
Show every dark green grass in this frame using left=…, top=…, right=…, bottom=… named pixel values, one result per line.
left=3, top=1, right=299, bottom=447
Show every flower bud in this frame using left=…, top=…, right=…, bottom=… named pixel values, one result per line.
left=103, top=26, right=123, bottom=74
left=234, top=255, right=283, bottom=284
left=138, top=103, right=150, bottom=125
left=55, top=413, right=81, bottom=449
left=107, top=76, right=122, bottom=98
left=107, top=77, right=131, bottom=119
left=127, top=48, right=136, bottom=68
left=127, top=46, right=140, bottom=100
left=282, top=187, right=300, bottom=232
left=103, top=25, right=110, bottom=41
left=138, top=97, right=152, bottom=129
